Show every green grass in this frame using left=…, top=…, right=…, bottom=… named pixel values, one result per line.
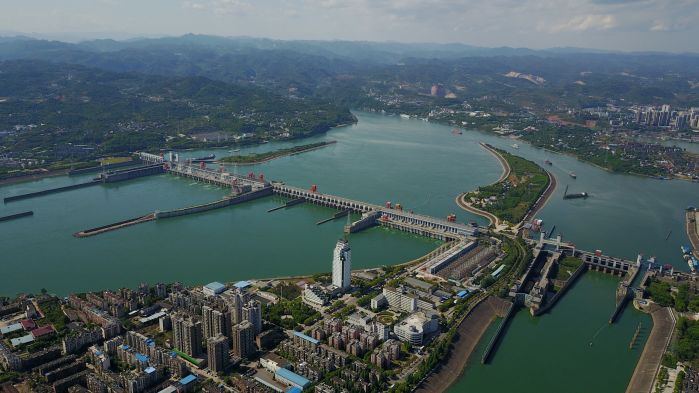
left=551, top=257, right=583, bottom=281
left=173, top=349, right=201, bottom=366
left=465, top=147, right=549, bottom=224
left=38, top=299, right=69, bottom=332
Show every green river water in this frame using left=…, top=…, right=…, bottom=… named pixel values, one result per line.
left=2, top=111, right=698, bottom=392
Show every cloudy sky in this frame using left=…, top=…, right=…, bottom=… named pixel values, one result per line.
left=1, top=0, right=698, bottom=52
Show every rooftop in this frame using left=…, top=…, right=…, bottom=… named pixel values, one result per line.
left=180, top=374, right=197, bottom=385
left=204, top=282, right=226, bottom=293
left=275, top=368, right=311, bottom=388
left=293, top=331, right=319, bottom=345
left=10, top=334, right=34, bottom=347
left=234, top=280, right=251, bottom=289
left=0, top=323, right=22, bottom=335
left=31, top=324, right=55, bottom=338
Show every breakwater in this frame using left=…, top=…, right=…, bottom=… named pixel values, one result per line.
left=4, top=180, right=100, bottom=203
left=0, top=211, right=33, bottom=222
left=74, top=188, right=274, bottom=238
left=68, top=160, right=140, bottom=176
left=74, top=213, right=156, bottom=238
left=155, top=187, right=273, bottom=219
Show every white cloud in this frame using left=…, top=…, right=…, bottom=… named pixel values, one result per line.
left=548, top=14, right=617, bottom=33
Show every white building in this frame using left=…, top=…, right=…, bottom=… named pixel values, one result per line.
left=394, top=312, right=439, bottom=346
left=382, top=287, right=417, bottom=313
left=332, top=239, right=351, bottom=290
left=302, top=284, right=330, bottom=310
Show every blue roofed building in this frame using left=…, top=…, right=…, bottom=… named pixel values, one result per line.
left=203, top=282, right=227, bottom=296
left=179, top=374, right=197, bottom=385
left=234, top=280, right=251, bottom=289
left=286, top=387, right=303, bottom=393
left=456, top=290, right=470, bottom=299
left=135, top=353, right=149, bottom=363
left=275, top=368, right=310, bottom=390
left=292, top=331, right=319, bottom=345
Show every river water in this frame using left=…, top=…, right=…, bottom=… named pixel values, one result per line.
left=1, top=112, right=697, bottom=391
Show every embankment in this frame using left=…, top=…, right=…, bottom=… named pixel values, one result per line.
left=625, top=306, right=675, bottom=393
left=687, top=210, right=699, bottom=257
left=415, top=296, right=512, bottom=393
left=520, top=167, right=557, bottom=225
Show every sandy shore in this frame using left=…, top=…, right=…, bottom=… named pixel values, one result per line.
left=415, top=296, right=511, bottom=393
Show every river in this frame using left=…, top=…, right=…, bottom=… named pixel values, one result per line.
left=1, top=111, right=697, bottom=391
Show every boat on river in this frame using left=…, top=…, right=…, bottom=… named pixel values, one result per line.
left=191, top=154, right=215, bottom=162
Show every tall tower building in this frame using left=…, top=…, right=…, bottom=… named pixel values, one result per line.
left=202, top=306, right=231, bottom=340
left=207, top=334, right=230, bottom=373
left=242, top=301, right=262, bottom=336
left=222, top=290, right=248, bottom=325
left=332, top=239, right=351, bottom=290
left=172, top=313, right=203, bottom=357
left=231, top=321, right=255, bottom=359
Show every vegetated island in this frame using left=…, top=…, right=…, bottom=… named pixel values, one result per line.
left=460, top=145, right=551, bottom=226
left=219, top=140, right=336, bottom=165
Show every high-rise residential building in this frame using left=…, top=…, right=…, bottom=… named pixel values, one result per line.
left=221, top=290, right=248, bottom=325
left=242, top=301, right=262, bottom=336
left=202, top=306, right=231, bottom=340
left=207, top=334, right=229, bottom=373
left=172, top=314, right=203, bottom=357
left=332, top=239, right=351, bottom=290
left=231, top=321, right=255, bottom=359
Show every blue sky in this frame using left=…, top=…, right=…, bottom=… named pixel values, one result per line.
left=1, top=0, right=698, bottom=52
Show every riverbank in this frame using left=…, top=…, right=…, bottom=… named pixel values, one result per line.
left=687, top=210, right=699, bottom=258
left=625, top=305, right=675, bottom=393
left=0, top=168, right=71, bottom=186
left=415, top=296, right=511, bottom=393
left=219, top=141, right=336, bottom=165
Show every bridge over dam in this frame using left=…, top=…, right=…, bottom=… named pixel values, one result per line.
left=272, top=182, right=480, bottom=241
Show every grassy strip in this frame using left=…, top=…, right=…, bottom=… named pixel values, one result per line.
left=173, top=349, right=201, bottom=366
